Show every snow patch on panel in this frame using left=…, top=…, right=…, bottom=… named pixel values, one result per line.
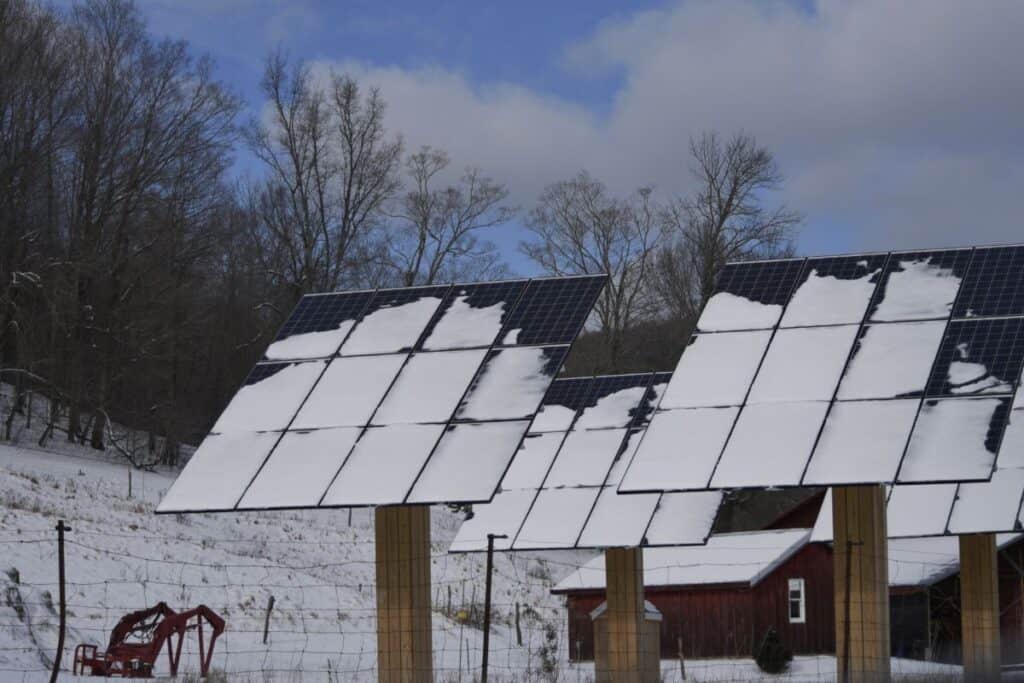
left=781, top=268, right=878, bottom=327
left=265, top=322, right=355, bottom=360
left=899, top=398, right=1003, bottom=482
left=340, top=296, right=443, bottom=355
left=871, top=257, right=962, bottom=321
left=421, top=295, right=506, bottom=350
left=698, top=292, right=783, bottom=332
left=212, top=361, right=325, bottom=433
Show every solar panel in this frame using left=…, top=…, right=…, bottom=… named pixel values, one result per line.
left=158, top=275, right=607, bottom=514
left=779, top=254, right=887, bottom=328
left=212, top=361, right=326, bottom=433
left=340, top=285, right=451, bottom=356
left=885, top=484, right=957, bottom=537
left=455, top=346, right=568, bottom=421
left=497, top=275, right=606, bottom=346
left=449, top=403, right=723, bottom=552
left=867, top=248, right=971, bottom=322
left=711, top=402, right=830, bottom=488
left=835, top=322, right=946, bottom=400
left=529, top=377, right=593, bottom=432
left=618, top=407, right=738, bottom=492
left=372, top=349, right=488, bottom=425
left=419, top=280, right=528, bottom=350
left=619, top=245, right=1024, bottom=495
left=237, top=427, right=363, bottom=509
left=801, top=399, right=919, bottom=485
left=947, top=469, right=1024, bottom=535
left=574, top=374, right=653, bottom=429
left=697, top=258, right=805, bottom=331
left=897, top=397, right=1011, bottom=482
left=659, top=331, right=772, bottom=409
left=292, top=355, right=405, bottom=429
left=264, top=290, right=373, bottom=361
left=953, top=245, right=1024, bottom=319
left=925, top=318, right=1024, bottom=397
left=406, top=421, right=532, bottom=504
left=745, top=326, right=858, bottom=403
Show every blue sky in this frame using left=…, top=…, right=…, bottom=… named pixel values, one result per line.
left=121, top=0, right=1024, bottom=275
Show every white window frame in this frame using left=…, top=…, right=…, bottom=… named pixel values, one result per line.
left=788, top=578, right=806, bottom=624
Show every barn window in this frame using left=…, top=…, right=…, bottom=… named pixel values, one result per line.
left=788, top=578, right=806, bottom=623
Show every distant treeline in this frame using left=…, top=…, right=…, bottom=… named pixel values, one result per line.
left=0, top=0, right=798, bottom=462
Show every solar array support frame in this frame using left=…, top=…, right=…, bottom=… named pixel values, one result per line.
left=375, top=505, right=433, bottom=683
left=832, top=485, right=891, bottom=683
left=959, top=533, right=1001, bottom=682
left=596, top=547, right=658, bottom=683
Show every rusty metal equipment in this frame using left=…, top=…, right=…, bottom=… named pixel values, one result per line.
left=72, top=602, right=224, bottom=678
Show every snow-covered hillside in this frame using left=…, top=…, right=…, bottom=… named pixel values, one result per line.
left=0, top=404, right=967, bottom=682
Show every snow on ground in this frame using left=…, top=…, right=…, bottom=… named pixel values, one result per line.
left=0, top=405, right=597, bottom=681
left=0, top=397, right=974, bottom=681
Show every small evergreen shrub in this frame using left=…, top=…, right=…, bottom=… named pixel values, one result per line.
left=755, top=626, right=793, bottom=674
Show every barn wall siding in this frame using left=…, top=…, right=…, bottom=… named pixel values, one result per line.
left=752, top=544, right=836, bottom=655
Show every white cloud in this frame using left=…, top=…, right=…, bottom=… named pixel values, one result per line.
left=313, top=0, right=1024, bottom=251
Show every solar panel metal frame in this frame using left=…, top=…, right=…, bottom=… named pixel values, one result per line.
left=157, top=274, right=607, bottom=514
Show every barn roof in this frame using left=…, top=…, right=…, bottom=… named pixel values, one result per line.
left=552, top=528, right=811, bottom=593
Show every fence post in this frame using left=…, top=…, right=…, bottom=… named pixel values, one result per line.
left=262, top=595, right=276, bottom=644
left=51, top=519, right=71, bottom=683
left=482, top=533, right=507, bottom=683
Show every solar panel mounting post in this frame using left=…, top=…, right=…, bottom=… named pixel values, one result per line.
left=959, top=533, right=1001, bottom=682
left=375, top=505, right=433, bottom=683
left=832, top=486, right=891, bottom=683
left=599, top=547, right=658, bottom=683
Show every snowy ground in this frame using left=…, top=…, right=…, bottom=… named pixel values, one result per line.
left=0, top=403, right=968, bottom=681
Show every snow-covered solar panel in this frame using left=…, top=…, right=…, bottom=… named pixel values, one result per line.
left=419, top=280, right=528, bottom=350
left=885, top=484, right=957, bottom=537
left=292, top=355, right=405, bottom=429
left=619, top=245, right=1024, bottom=494
left=319, top=424, right=446, bottom=506
left=779, top=254, right=886, bottom=328
left=238, top=427, right=362, bottom=509
left=340, top=286, right=451, bottom=356
left=947, top=469, right=1024, bottom=535
left=897, top=397, right=1011, bottom=483
left=802, top=399, right=920, bottom=485
left=658, top=331, right=772, bottom=409
left=618, top=407, right=738, bottom=491
left=158, top=275, right=606, bottom=514
left=406, top=421, right=531, bottom=504
left=498, top=275, right=606, bottom=345
left=455, top=346, right=568, bottom=421
left=835, top=322, right=946, bottom=400
left=158, top=432, right=281, bottom=512
left=264, top=290, right=373, bottom=361
left=212, top=361, right=326, bottom=433
left=529, top=377, right=591, bottom=432
left=745, top=326, right=858, bottom=403
left=372, top=349, right=488, bottom=425
left=867, top=249, right=972, bottom=322
left=697, top=259, right=805, bottom=332
left=711, top=402, right=830, bottom=488
left=450, top=375, right=723, bottom=552
left=574, top=374, right=653, bottom=429
left=543, top=429, right=629, bottom=488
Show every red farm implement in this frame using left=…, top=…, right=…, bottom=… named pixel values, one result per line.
left=72, top=602, right=224, bottom=678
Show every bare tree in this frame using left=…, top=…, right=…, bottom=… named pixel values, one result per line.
left=522, top=171, right=662, bottom=371
left=385, top=146, right=514, bottom=286
left=656, top=131, right=800, bottom=322
left=246, top=53, right=402, bottom=301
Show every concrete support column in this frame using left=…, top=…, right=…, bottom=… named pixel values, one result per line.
left=959, top=533, right=1001, bottom=682
left=375, top=505, right=433, bottom=683
left=833, top=485, right=891, bottom=683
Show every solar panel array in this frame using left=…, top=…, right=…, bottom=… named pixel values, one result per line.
left=620, top=245, right=1024, bottom=494
left=157, top=275, right=607, bottom=513
left=450, top=373, right=723, bottom=552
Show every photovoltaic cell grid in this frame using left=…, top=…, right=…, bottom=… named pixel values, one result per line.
left=450, top=373, right=723, bottom=552
left=157, top=275, right=606, bottom=514
left=619, top=245, right=1024, bottom=500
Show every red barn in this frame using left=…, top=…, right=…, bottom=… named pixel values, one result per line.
left=552, top=529, right=833, bottom=661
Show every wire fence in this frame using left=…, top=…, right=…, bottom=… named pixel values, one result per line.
left=0, top=522, right=1001, bottom=682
